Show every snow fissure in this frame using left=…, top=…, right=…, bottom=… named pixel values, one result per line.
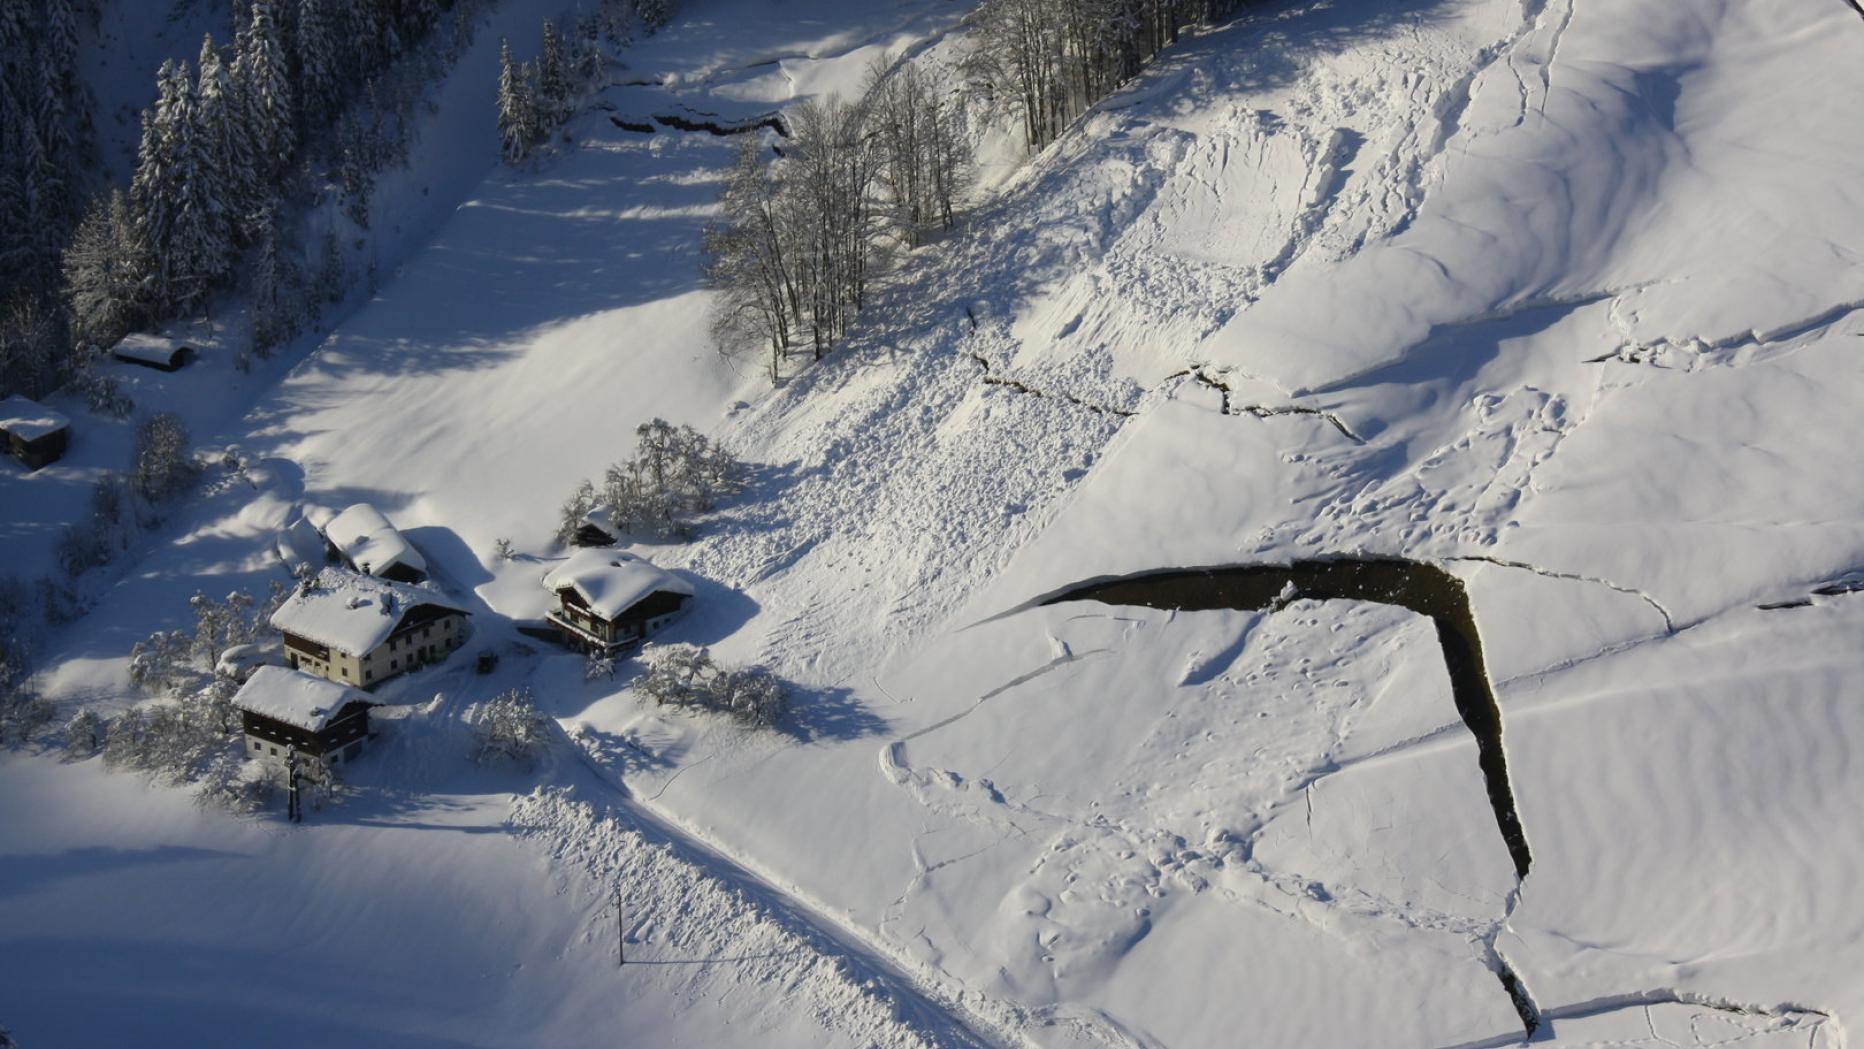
left=1028, top=559, right=1533, bottom=880
left=1447, top=555, right=1676, bottom=633
left=962, top=350, right=1138, bottom=417
left=1170, top=366, right=1367, bottom=444
left=1026, top=559, right=1554, bottom=1037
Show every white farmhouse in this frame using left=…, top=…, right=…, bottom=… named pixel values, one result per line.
left=271, top=568, right=468, bottom=689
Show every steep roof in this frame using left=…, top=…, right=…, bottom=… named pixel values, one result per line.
left=322, top=503, right=427, bottom=579
left=0, top=396, right=70, bottom=442
left=270, top=568, right=465, bottom=656
left=542, top=548, right=693, bottom=621
left=233, top=666, right=372, bottom=732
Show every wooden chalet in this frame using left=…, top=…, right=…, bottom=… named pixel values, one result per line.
left=111, top=333, right=194, bottom=371
left=0, top=396, right=70, bottom=470
left=270, top=567, right=468, bottom=689
left=233, top=666, right=375, bottom=768
left=542, top=548, right=694, bottom=655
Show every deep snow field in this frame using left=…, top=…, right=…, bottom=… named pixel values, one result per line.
left=4, top=0, right=1864, bottom=1046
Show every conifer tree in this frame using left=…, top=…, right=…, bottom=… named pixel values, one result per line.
left=537, top=20, right=569, bottom=123
left=296, top=0, right=341, bottom=132
left=64, top=188, right=151, bottom=349
left=238, top=0, right=296, bottom=177
left=496, top=39, right=537, bottom=163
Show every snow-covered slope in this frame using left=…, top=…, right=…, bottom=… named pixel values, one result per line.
left=6, top=0, right=1864, bottom=1046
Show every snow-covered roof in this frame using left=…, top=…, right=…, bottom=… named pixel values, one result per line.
left=542, top=548, right=693, bottom=620
left=270, top=568, right=465, bottom=656
left=233, top=666, right=371, bottom=732
left=276, top=514, right=326, bottom=573
left=323, top=503, right=427, bottom=579
left=580, top=505, right=618, bottom=537
left=0, top=396, right=70, bottom=442
left=112, top=333, right=189, bottom=364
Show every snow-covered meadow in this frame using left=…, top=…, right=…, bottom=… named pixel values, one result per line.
left=5, top=0, right=1864, bottom=1045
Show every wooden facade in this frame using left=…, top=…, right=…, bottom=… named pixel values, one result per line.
left=5, top=425, right=67, bottom=470
left=241, top=701, right=372, bottom=766
left=572, top=521, right=618, bottom=547
left=547, top=586, right=690, bottom=654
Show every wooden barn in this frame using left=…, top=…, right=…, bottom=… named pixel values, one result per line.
left=111, top=333, right=194, bottom=371
left=572, top=505, right=619, bottom=547
left=233, top=666, right=375, bottom=768
left=543, top=548, right=694, bottom=655
left=321, top=503, right=428, bottom=583
left=270, top=568, right=469, bottom=689
left=0, top=396, right=70, bottom=470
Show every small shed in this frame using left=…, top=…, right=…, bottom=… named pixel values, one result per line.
left=112, top=333, right=194, bottom=371
left=233, top=666, right=375, bottom=767
left=573, top=505, right=619, bottom=547
left=542, top=548, right=694, bottom=654
left=0, top=396, right=71, bottom=470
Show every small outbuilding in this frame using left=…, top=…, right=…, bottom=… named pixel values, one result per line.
left=322, top=503, right=428, bottom=583
left=111, top=333, right=194, bottom=371
left=572, top=505, right=619, bottom=547
left=233, top=665, right=375, bottom=768
left=271, top=568, right=469, bottom=689
left=543, top=548, right=693, bottom=655
left=0, top=396, right=71, bottom=470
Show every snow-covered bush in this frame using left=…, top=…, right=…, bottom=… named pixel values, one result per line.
left=62, top=707, right=102, bottom=759
left=129, top=587, right=285, bottom=698
left=102, top=692, right=231, bottom=783
left=194, top=751, right=274, bottom=814
left=130, top=412, right=201, bottom=505
left=585, top=652, right=616, bottom=681
left=472, top=687, right=552, bottom=766
left=637, top=644, right=786, bottom=728
left=0, top=673, right=53, bottom=745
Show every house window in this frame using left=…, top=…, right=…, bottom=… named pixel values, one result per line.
left=251, top=739, right=261, bottom=752
left=390, top=658, right=398, bottom=669
left=365, top=670, right=374, bottom=682
left=270, top=745, right=279, bottom=755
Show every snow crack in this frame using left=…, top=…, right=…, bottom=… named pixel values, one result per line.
left=1447, top=555, right=1676, bottom=633
left=1167, top=366, right=1367, bottom=443
left=962, top=351, right=1137, bottom=418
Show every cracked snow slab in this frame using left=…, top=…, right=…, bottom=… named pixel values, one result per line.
left=1495, top=598, right=1864, bottom=1041
left=871, top=600, right=1522, bottom=1045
